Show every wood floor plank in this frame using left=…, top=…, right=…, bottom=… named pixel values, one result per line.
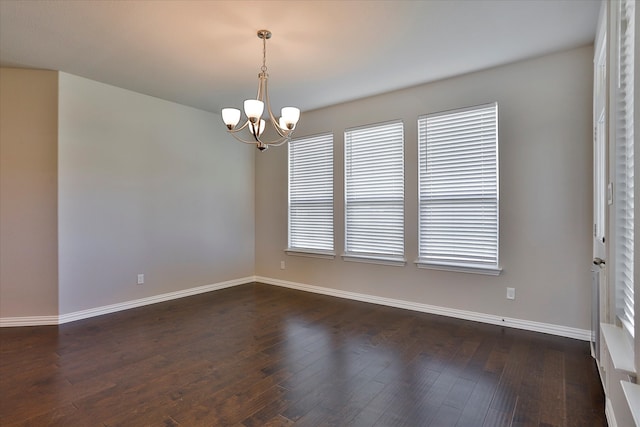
left=487, top=340, right=529, bottom=422
left=538, top=349, right=567, bottom=427
left=455, top=371, right=501, bottom=427
left=4, top=404, right=102, bottom=427
left=0, top=283, right=606, bottom=426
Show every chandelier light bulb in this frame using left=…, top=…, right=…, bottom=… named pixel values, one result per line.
left=221, top=108, right=241, bottom=129
left=244, top=100, right=264, bottom=122
left=280, top=107, right=301, bottom=130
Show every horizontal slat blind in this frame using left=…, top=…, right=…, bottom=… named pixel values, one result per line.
left=288, top=133, right=334, bottom=252
left=615, top=0, right=634, bottom=336
left=345, top=121, right=404, bottom=258
left=418, top=103, right=499, bottom=268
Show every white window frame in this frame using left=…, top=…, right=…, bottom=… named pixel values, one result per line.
left=343, top=120, right=405, bottom=266
left=287, top=132, right=335, bottom=258
left=613, top=0, right=634, bottom=337
left=416, top=103, right=501, bottom=275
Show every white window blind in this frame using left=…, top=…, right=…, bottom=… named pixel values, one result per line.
left=288, top=133, right=334, bottom=253
left=344, top=121, right=405, bottom=262
left=615, top=0, right=634, bottom=336
left=417, top=103, right=499, bottom=273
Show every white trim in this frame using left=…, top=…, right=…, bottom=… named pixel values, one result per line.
left=595, top=353, right=606, bottom=391
left=255, top=276, right=591, bottom=341
left=621, top=381, right=640, bottom=426
left=415, top=260, right=502, bottom=276
left=285, top=249, right=336, bottom=259
left=0, top=277, right=253, bottom=327
left=0, top=315, right=59, bottom=327
left=58, top=277, right=252, bottom=324
left=606, top=397, right=619, bottom=427
left=342, top=253, right=407, bottom=267
left=0, top=275, right=593, bottom=341
left=601, top=323, right=637, bottom=375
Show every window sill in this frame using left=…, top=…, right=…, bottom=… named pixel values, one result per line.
left=285, top=248, right=336, bottom=260
left=342, top=253, right=406, bottom=267
left=415, top=260, right=502, bottom=276
left=601, top=323, right=636, bottom=376
left=621, top=381, right=640, bottom=426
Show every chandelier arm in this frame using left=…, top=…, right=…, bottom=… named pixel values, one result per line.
left=261, top=74, right=289, bottom=138
left=227, top=130, right=265, bottom=145
left=265, top=138, right=289, bottom=147
left=249, top=122, right=261, bottom=143
left=256, top=73, right=266, bottom=100
left=269, top=123, right=290, bottom=139
left=227, top=119, right=251, bottom=133
left=253, top=133, right=291, bottom=146
left=254, top=134, right=291, bottom=146
left=226, top=120, right=291, bottom=146
left=228, top=120, right=262, bottom=143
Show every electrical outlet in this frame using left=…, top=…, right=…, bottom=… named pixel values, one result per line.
left=280, top=261, right=285, bottom=270
left=506, top=287, right=515, bottom=300
left=137, top=274, right=144, bottom=285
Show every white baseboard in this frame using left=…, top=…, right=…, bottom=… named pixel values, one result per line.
left=0, top=315, right=59, bottom=327
left=0, top=275, right=593, bottom=341
left=0, top=277, right=253, bottom=327
left=255, top=276, right=592, bottom=341
left=605, top=397, right=618, bottom=427
left=58, top=276, right=253, bottom=324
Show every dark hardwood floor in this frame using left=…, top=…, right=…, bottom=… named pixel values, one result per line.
left=1, top=282, right=606, bottom=427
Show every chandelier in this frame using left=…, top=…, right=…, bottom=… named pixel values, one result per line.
left=221, top=30, right=300, bottom=151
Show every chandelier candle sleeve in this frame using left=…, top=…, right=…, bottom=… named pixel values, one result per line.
left=221, top=29, right=300, bottom=151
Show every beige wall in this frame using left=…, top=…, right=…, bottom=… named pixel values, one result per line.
left=255, top=46, right=594, bottom=330
left=57, top=73, right=255, bottom=314
left=0, top=68, right=59, bottom=317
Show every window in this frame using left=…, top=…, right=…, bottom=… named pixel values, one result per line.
left=344, top=121, right=405, bottom=264
left=614, top=0, right=634, bottom=336
left=288, top=133, right=334, bottom=255
left=417, top=103, right=500, bottom=274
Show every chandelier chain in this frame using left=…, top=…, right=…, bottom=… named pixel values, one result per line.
left=261, top=35, right=267, bottom=73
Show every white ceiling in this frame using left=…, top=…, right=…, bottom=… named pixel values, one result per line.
left=0, top=0, right=600, bottom=115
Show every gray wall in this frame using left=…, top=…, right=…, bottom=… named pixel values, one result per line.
left=56, top=73, right=255, bottom=314
left=255, top=46, right=594, bottom=330
left=1, top=46, right=594, bottom=333
left=0, top=68, right=59, bottom=318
